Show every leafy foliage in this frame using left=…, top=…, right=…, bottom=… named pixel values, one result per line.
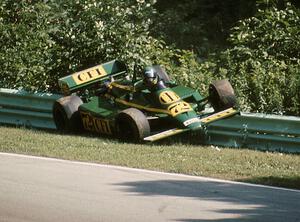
left=215, top=3, right=300, bottom=114
left=0, top=0, right=299, bottom=116
left=156, top=1, right=300, bottom=115
left=154, top=0, right=257, bottom=55
left=0, top=0, right=165, bottom=91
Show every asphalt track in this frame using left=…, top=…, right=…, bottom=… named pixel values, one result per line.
left=0, top=152, right=299, bottom=222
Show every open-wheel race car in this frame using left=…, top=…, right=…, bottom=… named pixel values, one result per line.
left=53, top=60, right=238, bottom=142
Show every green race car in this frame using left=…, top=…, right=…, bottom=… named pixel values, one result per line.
left=53, top=60, right=237, bottom=142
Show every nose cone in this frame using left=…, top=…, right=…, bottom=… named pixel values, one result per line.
left=175, top=111, right=202, bottom=130
left=186, top=120, right=202, bottom=130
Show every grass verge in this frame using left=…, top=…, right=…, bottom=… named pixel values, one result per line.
left=1, top=126, right=299, bottom=189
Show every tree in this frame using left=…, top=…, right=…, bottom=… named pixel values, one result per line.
left=216, top=3, right=300, bottom=114
left=0, top=0, right=164, bottom=92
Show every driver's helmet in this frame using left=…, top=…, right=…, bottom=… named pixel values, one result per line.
left=143, top=66, right=158, bottom=87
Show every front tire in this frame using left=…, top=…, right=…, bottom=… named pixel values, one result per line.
left=209, top=79, right=237, bottom=112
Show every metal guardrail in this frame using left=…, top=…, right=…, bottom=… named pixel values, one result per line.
left=0, top=88, right=62, bottom=129
left=0, top=88, right=299, bottom=153
left=204, top=112, right=300, bottom=153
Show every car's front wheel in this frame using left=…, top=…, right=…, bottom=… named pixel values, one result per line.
left=209, top=79, right=237, bottom=112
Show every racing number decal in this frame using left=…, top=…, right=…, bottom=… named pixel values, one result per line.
left=159, top=91, right=192, bottom=116
left=81, top=112, right=112, bottom=135
left=72, top=65, right=107, bottom=85
left=159, top=91, right=180, bottom=104
left=168, top=101, right=192, bottom=116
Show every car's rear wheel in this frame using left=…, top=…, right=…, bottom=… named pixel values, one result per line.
left=116, top=108, right=150, bottom=142
left=52, top=95, right=83, bottom=132
left=209, top=79, right=237, bottom=112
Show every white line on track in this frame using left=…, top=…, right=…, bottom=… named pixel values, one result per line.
left=1, top=152, right=299, bottom=193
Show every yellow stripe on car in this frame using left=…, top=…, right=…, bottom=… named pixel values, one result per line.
left=200, top=108, right=238, bottom=123
left=144, top=128, right=188, bottom=142
left=114, top=98, right=171, bottom=115
left=110, top=82, right=135, bottom=92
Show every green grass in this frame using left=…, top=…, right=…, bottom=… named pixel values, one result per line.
left=1, top=126, right=299, bottom=189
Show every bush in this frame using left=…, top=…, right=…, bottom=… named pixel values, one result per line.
left=214, top=3, right=300, bottom=115
left=164, top=50, right=215, bottom=95
left=153, top=0, right=257, bottom=55
left=1, top=0, right=299, bottom=117
left=0, top=0, right=169, bottom=92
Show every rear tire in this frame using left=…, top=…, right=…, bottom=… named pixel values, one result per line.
left=116, top=108, right=150, bottom=142
left=209, top=79, right=237, bottom=112
left=52, top=95, right=83, bottom=132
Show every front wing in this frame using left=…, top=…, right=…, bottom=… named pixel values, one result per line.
left=144, top=108, right=239, bottom=142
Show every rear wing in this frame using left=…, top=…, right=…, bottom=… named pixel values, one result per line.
left=58, top=60, right=127, bottom=94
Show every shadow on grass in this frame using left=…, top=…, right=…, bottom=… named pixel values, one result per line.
left=239, top=176, right=300, bottom=190
left=115, top=179, right=300, bottom=222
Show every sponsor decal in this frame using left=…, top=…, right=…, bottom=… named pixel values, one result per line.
left=72, top=65, right=107, bottom=85
left=80, top=112, right=112, bottom=135
left=183, top=118, right=201, bottom=126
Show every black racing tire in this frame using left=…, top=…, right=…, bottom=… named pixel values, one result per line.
left=116, top=108, right=150, bottom=142
left=52, top=95, right=83, bottom=132
left=209, top=79, right=237, bottom=112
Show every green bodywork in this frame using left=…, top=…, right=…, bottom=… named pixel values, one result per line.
left=77, top=85, right=205, bottom=135
left=58, top=60, right=213, bottom=138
